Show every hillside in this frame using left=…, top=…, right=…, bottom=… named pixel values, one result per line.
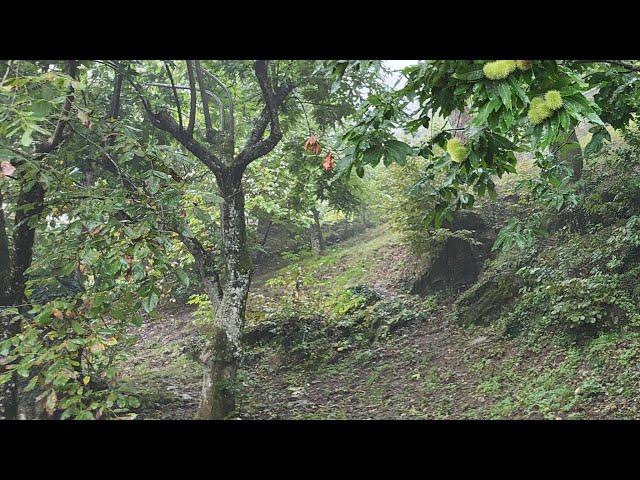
left=120, top=144, right=640, bottom=420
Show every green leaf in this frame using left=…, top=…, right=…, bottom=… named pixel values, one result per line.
left=508, top=77, right=528, bottom=104
left=35, top=306, right=53, bottom=325
left=497, top=83, right=512, bottom=110
left=548, top=114, right=559, bottom=146
left=175, top=269, right=190, bottom=288
left=142, top=291, right=159, bottom=313
left=361, top=144, right=383, bottom=167
left=71, top=320, right=86, bottom=335
left=75, top=411, right=94, bottom=420
left=584, top=127, right=611, bottom=157
left=148, top=175, right=160, bottom=194
left=382, top=140, right=413, bottom=166
left=201, top=193, right=224, bottom=204
left=21, top=129, right=33, bottom=147
left=474, top=101, right=494, bottom=125
left=24, top=376, right=39, bottom=393
left=193, top=206, right=211, bottom=223
left=559, top=108, right=570, bottom=132
left=123, top=225, right=143, bottom=240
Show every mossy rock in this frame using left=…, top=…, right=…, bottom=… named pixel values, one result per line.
left=411, top=236, right=484, bottom=295
left=243, top=320, right=280, bottom=346
left=444, top=210, right=490, bottom=234
left=345, top=285, right=381, bottom=308
left=411, top=210, right=496, bottom=296
left=453, top=273, right=523, bottom=326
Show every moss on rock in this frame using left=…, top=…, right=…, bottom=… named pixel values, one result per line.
left=453, top=273, right=523, bottom=326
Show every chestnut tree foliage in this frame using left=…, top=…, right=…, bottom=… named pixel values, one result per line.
left=329, top=60, right=640, bottom=227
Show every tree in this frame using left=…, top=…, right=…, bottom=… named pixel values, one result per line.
left=329, top=60, right=640, bottom=228
left=123, top=60, right=294, bottom=418
left=0, top=59, right=378, bottom=419
left=1, top=60, right=78, bottom=419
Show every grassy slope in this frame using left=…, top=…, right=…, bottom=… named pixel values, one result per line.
left=119, top=153, right=640, bottom=420
left=120, top=224, right=640, bottom=420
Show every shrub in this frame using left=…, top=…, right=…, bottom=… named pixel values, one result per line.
left=505, top=275, right=639, bottom=342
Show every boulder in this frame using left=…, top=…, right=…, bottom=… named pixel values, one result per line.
left=412, top=210, right=495, bottom=295
left=410, top=235, right=484, bottom=295
left=243, top=321, right=280, bottom=346
left=452, top=273, right=523, bottom=326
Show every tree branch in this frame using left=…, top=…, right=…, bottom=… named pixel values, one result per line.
left=194, top=61, right=216, bottom=144
left=164, top=61, right=183, bottom=131
left=601, top=60, right=640, bottom=73
left=127, top=77, right=226, bottom=178
left=109, top=61, right=124, bottom=120
left=235, top=61, right=294, bottom=168
left=177, top=231, right=223, bottom=307
left=185, top=60, right=197, bottom=136
left=36, top=60, right=78, bottom=154
left=202, top=68, right=235, bottom=155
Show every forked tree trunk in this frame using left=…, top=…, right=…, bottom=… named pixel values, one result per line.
left=198, top=176, right=252, bottom=419
left=139, top=60, right=293, bottom=420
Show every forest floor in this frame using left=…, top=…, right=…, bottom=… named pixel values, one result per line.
left=119, top=221, right=640, bottom=420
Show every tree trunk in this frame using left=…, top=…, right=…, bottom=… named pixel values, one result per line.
left=360, top=204, right=371, bottom=228
left=0, top=179, right=45, bottom=419
left=310, top=208, right=325, bottom=256
left=197, top=176, right=252, bottom=420
left=254, top=218, right=273, bottom=263
left=0, top=60, right=76, bottom=419
left=450, top=108, right=472, bottom=140
left=555, top=129, right=583, bottom=182
left=138, top=60, right=293, bottom=420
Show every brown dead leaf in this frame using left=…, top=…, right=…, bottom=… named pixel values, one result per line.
left=323, top=153, right=335, bottom=171
left=1, top=161, right=16, bottom=178
left=303, top=134, right=321, bottom=155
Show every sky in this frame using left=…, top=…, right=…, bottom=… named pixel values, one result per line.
left=383, top=60, right=419, bottom=88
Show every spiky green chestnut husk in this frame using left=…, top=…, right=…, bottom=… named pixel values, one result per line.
left=483, top=60, right=517, bottom=80
left=544, top=90, right=563, bottom=110
left=528, top=96, right=552, bottom=124
left=446, top=138, right=470, bottom=162
left=515, top=60, right=532, bottom=70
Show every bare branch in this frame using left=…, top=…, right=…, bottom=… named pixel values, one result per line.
left=202, top=68, right=235, bottom=153
left=235, top=61, right=294, bottom=168
left=36, top=60, right=78, bottom=154
left=195, top=61, right=216, bottom=144
left=126, top=73, right=226, bottom=177
left=185, top=60, right=197, bottom=136
left=164, top=61, right=183, bottom=131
